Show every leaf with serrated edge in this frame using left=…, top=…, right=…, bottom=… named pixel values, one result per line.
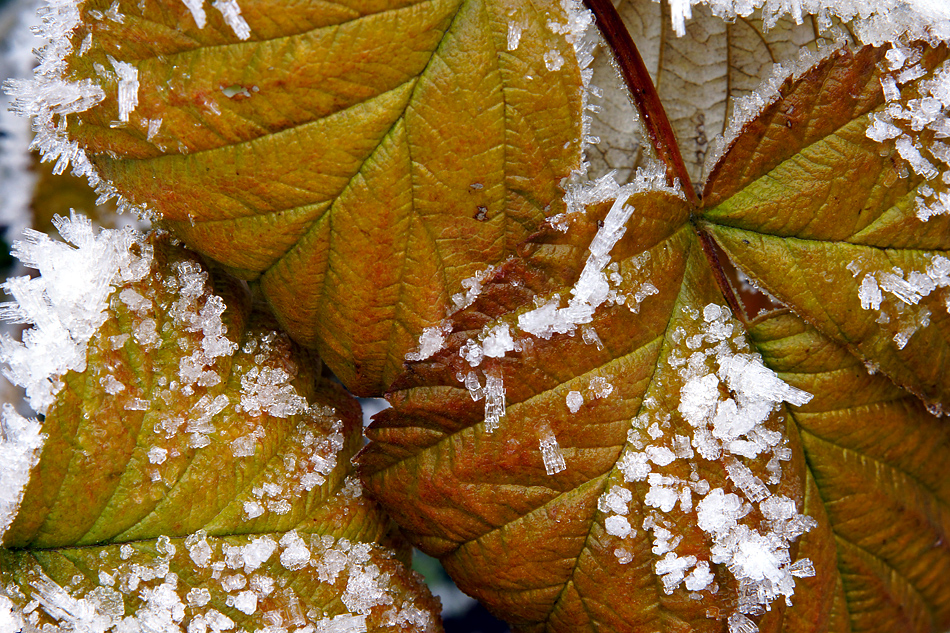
left=702, top=43, right=950, bottom=411
left=749, top=309, right=950, bottom=633
left=360, top=178, right=824, bottom=631
left=58, top=0, right=584, bottom=396
left=360, top=38, right=950, bottom=632
left=586, top=0, right=851, bottom=186
left=0, top=230, right=441, bottom=632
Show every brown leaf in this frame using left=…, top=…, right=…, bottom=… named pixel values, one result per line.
left=586, top=0, right=853, bottom=187
left=360, top=187, right=818, bottom=631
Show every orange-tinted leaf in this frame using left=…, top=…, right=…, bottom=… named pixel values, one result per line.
left=0, top=230, right=442, bottom=632
left=58, top=0, right=584, bottom=395
left=702, top=43, right=950, bottom=410
left=360, top=183, right=823, bottom=632
left=749, top=309, right=950, bottom=633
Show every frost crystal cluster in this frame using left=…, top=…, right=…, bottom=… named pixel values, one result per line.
left=866, top=46, right=950, bottom=222
left=853, top=254, right=950, bottom=353
left=3, top=0, right=252, bottom=220
left=605, top=304, right=816, bottom=631
left=0, top=213, right=151, bottom=414
left=668, top=0, right=950, bottom=42
left=3, top=522, right=437, bottom=633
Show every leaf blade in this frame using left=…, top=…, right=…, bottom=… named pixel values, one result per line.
left=65, top=0, right=585, bottom=395
left=0, top=230, right=442, bottom=632
left=749, top=310, right=950, bottom=632
left=702, top=43, right=950, bottom=409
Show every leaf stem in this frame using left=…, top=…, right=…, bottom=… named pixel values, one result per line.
left=697, top=226, right=747, bottom=324
left=583, top=0, right=699, bottom=207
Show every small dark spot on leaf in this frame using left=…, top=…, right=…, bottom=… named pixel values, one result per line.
left=743, top=239, right=750, bottom=245
left=596, top=219, right=605, bottom=228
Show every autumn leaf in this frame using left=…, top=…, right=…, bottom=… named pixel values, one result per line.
left=748, top=310, right=950, bottom=633
left=358, top=41, right=950, bottom=632
left=0, top=228, right=442, bottom=632
left=587, top=0, right=855, bottom=187
left=49, top=0, right=586, bottom=396
left=701, top=43, right=950, bottom=409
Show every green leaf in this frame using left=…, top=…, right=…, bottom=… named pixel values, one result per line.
left=0, top=233, right=442, bottom=632
left=701, top=43, right=950, bottom=410
left=61, top=0, right=584, bottom=396
left=358, top=41, right=950, bottom=633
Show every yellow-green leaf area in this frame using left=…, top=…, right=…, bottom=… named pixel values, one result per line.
left=64, top=0, right=584, bottom=396
left=0, top=234, right=442, bottom=632
left=701, top=44, right=950, bottom=409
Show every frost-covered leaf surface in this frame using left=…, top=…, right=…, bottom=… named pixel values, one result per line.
left=0, top=227, right=442, bottom=632
left=36, top=0, right=586, bottom=396
left=586, top=0, right=850, bottom=186
left=360, top=182, right=819, bottom=632
left=702, top=43, right=950, bottom=411
left=359, top=40, right=950, bottom=633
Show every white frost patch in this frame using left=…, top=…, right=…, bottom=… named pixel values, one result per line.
left=604, top=515, right=633, bottom=538
left=669, top=0, right=950, bottom=44
left=451, top=265, right=496, bottom=312
left=181, top=0, right=207, bottom=27
left=548, top=0, right=596, bottom=167
left=865, top=48, right=950, bottom=222
left=0, top=405, right=45, bottom=541
left=211, top=0, right=251, bottom=40
left=589, top=375, right=613, bottom=398
left=543, top=50, right=565, bottom=72
left=729, top=612, right=759, bottom=633
left=538, top=426, right=567, bottom=475
left=483, top=367, right=506, bottom=433
left=3, top=525, right=433, bottom=633
left=601, top=304, right=817, bottom=623
left=481, top=323, right=516, bottom=358
left=3, top=0, right=152, bottom=219
left=565, top=390, right=584, bottom=413
left=0, top=213, right=151, bottom=413
left=854, top=256, right=950, bottom=348
left=313, top=613, right=368, bottom=633
left=147, top=446, right=167, bottom=465
left=240, top=366, right=307, bottom=418
left=507, top=21, right=523, bottom=51
left=405, top=322, right=452, bottom=362
left=0, top=593, right=24, bottom=632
